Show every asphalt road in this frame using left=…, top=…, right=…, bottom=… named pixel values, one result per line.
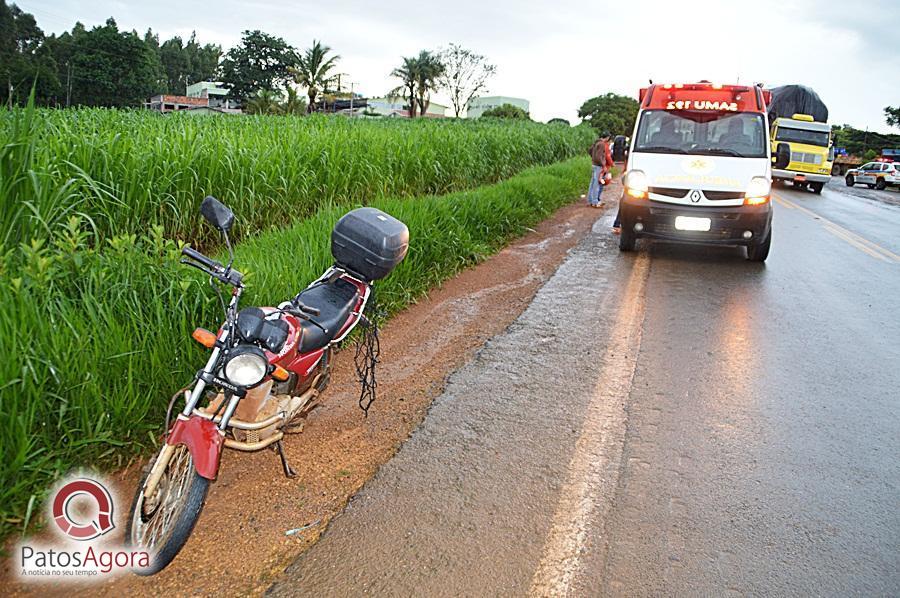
left=268, top=179, right=900, bottom=596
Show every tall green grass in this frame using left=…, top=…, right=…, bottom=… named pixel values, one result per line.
left=0, top=107, right=593, bottom=248
left=0, top=151, right=592, bottom=541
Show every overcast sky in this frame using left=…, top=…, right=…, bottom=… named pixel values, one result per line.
left=19, top=0, right=900, bottom=130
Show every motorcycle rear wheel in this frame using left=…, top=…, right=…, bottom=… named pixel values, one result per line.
left=127, top=444, right=210, bottom=575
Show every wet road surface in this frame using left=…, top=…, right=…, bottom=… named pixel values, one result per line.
left=268, top=181, right=900, bottom=596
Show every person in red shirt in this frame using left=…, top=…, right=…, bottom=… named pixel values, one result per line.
left=587, top=132, right=613, bottom=208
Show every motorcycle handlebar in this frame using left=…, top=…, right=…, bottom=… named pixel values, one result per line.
left=181, top=245, right=243, bottom=287
left=181, top=246, right=221, bottom=271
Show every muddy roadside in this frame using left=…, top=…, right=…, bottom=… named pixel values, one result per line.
left=2, top=190, right=615, bottom=597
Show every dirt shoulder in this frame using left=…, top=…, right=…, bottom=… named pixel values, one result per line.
left=2, top=191, right=613, bottom=597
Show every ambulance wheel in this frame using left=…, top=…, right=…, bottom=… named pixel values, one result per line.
left=875, top=179, right=886, bottom=190
left=845, top=175, right=854, bottom=186
left=809, top=182, right=824, bottom=194
left=618, top=221, right=636, bottom=252
left=746, top=232, right=771, bottom=262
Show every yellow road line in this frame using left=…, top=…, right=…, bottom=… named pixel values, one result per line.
left=773, top=196, right=794, bottom=209
left=773, top=192, right=900, bottom=263
left=822, top=225, right=889, bottom=262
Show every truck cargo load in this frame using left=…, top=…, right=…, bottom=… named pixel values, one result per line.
left=767, top=85, right=828, bottom=123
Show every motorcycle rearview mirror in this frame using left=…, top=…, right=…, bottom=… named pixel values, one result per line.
left=774, top=142, right=791, bottom=170
left=200, top=196, right=235, bottom=233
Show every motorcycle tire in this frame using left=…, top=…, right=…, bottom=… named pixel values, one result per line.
left=126, top=444, right=210, bottom=575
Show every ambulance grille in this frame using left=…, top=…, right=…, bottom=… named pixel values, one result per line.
left=648, top=186, right=688, bottom=198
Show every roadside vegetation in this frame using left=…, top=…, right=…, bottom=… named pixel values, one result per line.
left=0, top=106, right=592, bottom=248
left=0, top=99, right=593, bottom=540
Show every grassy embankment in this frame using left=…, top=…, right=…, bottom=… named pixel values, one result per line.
left=0, top=105, right=594, bottom=540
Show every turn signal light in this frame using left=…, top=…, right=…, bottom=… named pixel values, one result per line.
left=191, top=328, right=217, bottom=348
left=744, top=195, right=770, bottom=206
left=272, top=366, right=290, bottom=382
left=626, top=187, right=648, bottom=199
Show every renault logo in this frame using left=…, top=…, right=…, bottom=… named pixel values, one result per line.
left=689, top=190, right=702, bottom=203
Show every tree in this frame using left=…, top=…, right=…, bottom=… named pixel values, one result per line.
left=413, top=50, right=444, bottom=117
left=886, top=106, right=900, bottom=130
left=577, top=93, right=639, bottom=135
left=832, top=124, right=900, bottom=156
left=219, top=30, right=296, bottom=103
left=142, top=28, right=167, bottom=95
left=437, top=43, right=496, bottom=118
left=548, top=118, right=570, bottom=126
left=51, top=18, right=163, bottom=107
left=159, top=36, right=189, bottom=93
left=245, top=88, right=283, bottom=115
left=481, top=103, right=529, bottom=119
left=389, top=51, right=443, bottom=118
left=0, top=1, right=60, bottom=105
left=157, top=33, right=221, bottom=94
left=282, top=86, right=307, bottom=115
left=390, top=56, right=418, bottom=117
left=290, top=40, right=339, bottom=113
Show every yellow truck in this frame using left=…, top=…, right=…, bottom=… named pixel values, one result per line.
left=767, top=85, right=832, bottom=194
left=770, top=113, right=833, bottom=194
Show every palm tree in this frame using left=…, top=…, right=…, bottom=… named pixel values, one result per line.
left=245, top=89, right=283, bottom=115
left=282, top=86, right=307, bottom=115
left=413, top=51, right=444, bottom=118
left=291, top=40, right=340, bottom=113
left=390, top=56, right=418, bottom=118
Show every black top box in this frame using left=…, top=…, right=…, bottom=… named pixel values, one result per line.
left=331, top=207, right=409, bottom=282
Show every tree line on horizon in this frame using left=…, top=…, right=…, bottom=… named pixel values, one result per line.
left=0, top=0, right=628, bottom=127
left=0, top=1, right=500, bottom=119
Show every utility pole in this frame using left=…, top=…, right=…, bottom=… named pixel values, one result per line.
left=349, top=81, right=356, bottom=117
left=65, top=62, right=72, bottom=107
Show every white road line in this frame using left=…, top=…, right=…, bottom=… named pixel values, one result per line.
left=530, top=251, right=650, bottom=597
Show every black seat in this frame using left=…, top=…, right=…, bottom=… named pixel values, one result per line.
left=294, top=278, right=361, bottom=353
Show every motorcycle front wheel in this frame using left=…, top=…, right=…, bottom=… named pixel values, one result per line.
left=126, top=443, right=210, bottom=575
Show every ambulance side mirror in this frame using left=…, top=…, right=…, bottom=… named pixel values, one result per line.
left=774, top=143, right=790, bottom=169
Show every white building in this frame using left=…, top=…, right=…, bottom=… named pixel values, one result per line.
left=466, top=96, right=530, bottom=118
left=367, top=96, right=448, bottom=118
left=186, top=81, right=238, bottom=110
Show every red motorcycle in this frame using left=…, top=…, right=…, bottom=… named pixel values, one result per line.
left=127, top=196, right=408, bottom=574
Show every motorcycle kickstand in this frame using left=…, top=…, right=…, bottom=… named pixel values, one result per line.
left=275, top=439, right=297, bottom=479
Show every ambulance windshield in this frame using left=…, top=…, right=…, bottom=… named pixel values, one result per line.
left=634, top=110, right=767, bottom=158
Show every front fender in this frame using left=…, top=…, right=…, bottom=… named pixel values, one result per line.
left=167, top=415, right=224, bottom=480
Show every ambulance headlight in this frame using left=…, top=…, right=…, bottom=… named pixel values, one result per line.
left=745, top=176, right=770, bottom=197
left=223, top=345, right=268, bottom=387
left=624, top=170, right=649, bottom=198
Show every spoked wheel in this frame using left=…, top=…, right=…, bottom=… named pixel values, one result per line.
left=127, top=444, right=210, bottom=575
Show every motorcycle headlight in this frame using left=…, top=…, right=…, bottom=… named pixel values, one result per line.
left=223, top=345, right=268, bottom=387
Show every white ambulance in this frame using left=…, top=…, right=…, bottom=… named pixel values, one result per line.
left=619, top=82, right=778, bottom=262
